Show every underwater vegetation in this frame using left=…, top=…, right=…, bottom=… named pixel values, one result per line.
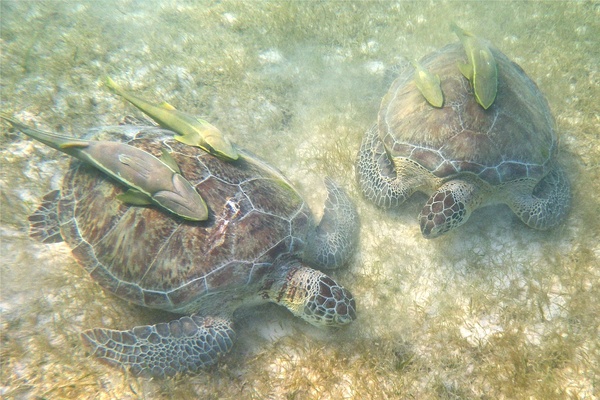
left=1, top=1, right=599, bottom=399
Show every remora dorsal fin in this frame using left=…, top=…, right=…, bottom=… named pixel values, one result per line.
left=117, top=189, right=153, bottom=206
left=159, top=148, right=181, bottom=174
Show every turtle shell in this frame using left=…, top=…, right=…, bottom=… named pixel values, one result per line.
left=56, top=126, right=314, bottom=314
left=379, top=43, right=557, bottom=185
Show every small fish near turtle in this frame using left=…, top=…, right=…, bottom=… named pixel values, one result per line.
left=357, top=25, right=571, bottom=238
left=2, top=116, right=359, bottom=377
left=105, top=76, right=239, bottom=162
left=1, top=114, right=208, bottom=221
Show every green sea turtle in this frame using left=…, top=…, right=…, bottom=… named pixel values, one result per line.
left=12, top=123, right=359, bottom=377
left=1, top=114, right=208, bottom=221
left=356, top=42, right=570, bottom=238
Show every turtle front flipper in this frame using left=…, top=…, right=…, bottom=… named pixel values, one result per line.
left=28, top=190, right=64, bottom=243
left=419, top=179, right=484, bottom=238
left=81, top=315, right=235, bottom=377
left=304, top=178, right=359, bottom=269
left=507, top=165, right=571, bottom=230
left=356, top=125, right=420, bottom=209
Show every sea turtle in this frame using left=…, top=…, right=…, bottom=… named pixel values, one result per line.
left=356, top=42, right=571, bottom=238
left=11, top=123, right=359, bottom=377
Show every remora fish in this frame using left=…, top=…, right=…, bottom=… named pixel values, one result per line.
left=1, top=114, right=208, bottom=221
left=105, top=77, right=239, bottom=161
left=412, top=60, right=444, bottom=108
left=451, top=23, right=498, bottom=109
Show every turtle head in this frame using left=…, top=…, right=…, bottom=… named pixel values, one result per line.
left=262, top=263, right=356, bottom=327
left=419, top=179, right=480, bottom=238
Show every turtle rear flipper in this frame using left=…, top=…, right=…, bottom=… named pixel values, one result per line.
left=81, top=315, right=235, bottom=377
left=508, top=164, right=571, bottom=230
left=28, top=190, right=63, bottom=243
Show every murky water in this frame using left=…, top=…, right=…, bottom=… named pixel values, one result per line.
left=1, top=1, right=598, bottom=398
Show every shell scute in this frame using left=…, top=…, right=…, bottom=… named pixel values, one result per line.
left=478, top=167, right=501, bottom=185
left=94, top=208, right=178, bottom=286
left=432, top=162, right=458, bottom=179
left=68, top=174, right=128, bottom=245
left=114, top=283, right=145, bottom=306
left=241, top=177, right=303, bottom=217
left=137, top=224, right=224, bottom=292
left=439, top=129, right=500, bottom=166
left=70, top=239, right=100, bottom=273
left=167, top=278, right=207, bottom=307
left=391, top=142, right=413, bottom=157
left=497, top=162, right=529, bottom=183
left=88, top=262, right=124, bottom=299
left=409, top=147, right=445, bottom=172
left=204, top=261, right=253, bottom=291
left=142, top=290, right=172, bottom=308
